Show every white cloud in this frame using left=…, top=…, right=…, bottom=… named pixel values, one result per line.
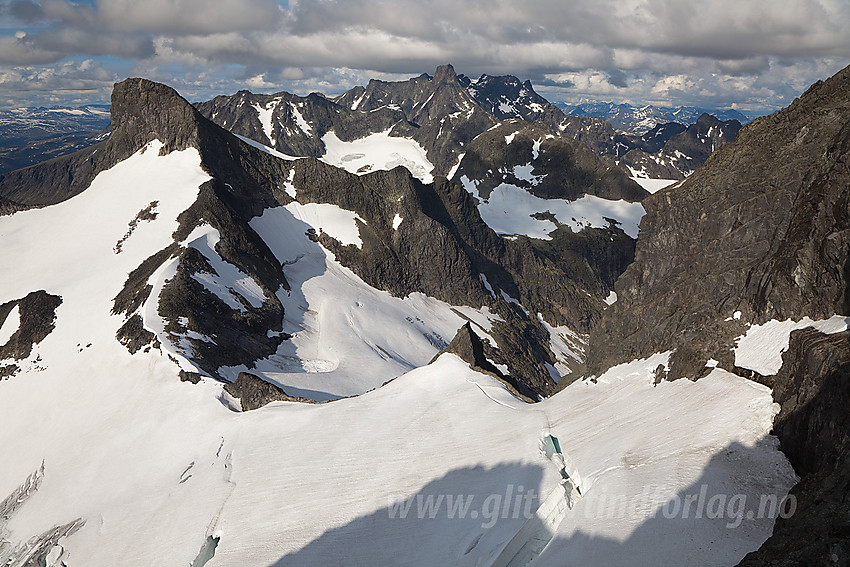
left=0, top=0, right=847, bottom=111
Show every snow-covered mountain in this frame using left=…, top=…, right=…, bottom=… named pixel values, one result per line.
left=194, top=67, right=738, bottom=187
left=0, top=63, right=848, bottom=566
left=617, top=113, right=743, bottom=179
left=564, top=101, right=752, bottom=135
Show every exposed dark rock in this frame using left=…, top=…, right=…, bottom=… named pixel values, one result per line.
left=0, top=291, right=62, bottom=362
left=441, top=322, right=504, bottom=376
left=461, top=73, right=625, bottom=160
left=334, top=64, right=497, bottom=176
left=737, top=328, right=850, bottom=566
left=116, top=314, right=157, bottom=355
left=618, top=114, right=742, bottom=179
left=197, top=65, right=496, bottom=178
left=435, top=322, right=534, bottom=400
left=453, top=120, right=646, bottom=202
left=156, top=243, right=286, bottom=379
left=588, top=64, right=850, bottom=380
left=0, top=195, right=28, bottom=216
left=112, top=244, right=178, bottom=317
left=223, top=371, right=313, bottom=410
left=0, top=365, right=19, bottom=378
left=196, top=89, right=405, bottom=159
left=288, top=158, right=565, bottom=394
left=179, top=370, right=203, bottom=383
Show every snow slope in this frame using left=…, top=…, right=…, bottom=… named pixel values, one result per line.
left=237, top=203, right=505, bottom=400
left=0, top=140, right=795, bottom=567
left=321, top=130, right=435, bottom=183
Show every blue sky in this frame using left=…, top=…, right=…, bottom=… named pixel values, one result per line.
left=0, top=0, right=848, bottom=113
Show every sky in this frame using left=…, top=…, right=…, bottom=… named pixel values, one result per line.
left=0, top=0, right=848, bottom=114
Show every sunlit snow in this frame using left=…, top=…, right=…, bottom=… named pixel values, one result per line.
left=734, top=315, right=850, bottom=375
left=460, top=177, right=645, bottom=239
left=321, top=130, right=434, bottom=183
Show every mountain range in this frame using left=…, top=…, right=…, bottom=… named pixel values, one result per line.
left=562, top=101, right=753, bottom=135
left=0, top=70, right=742, bottom=183
left=0, top=63, right=847, bottom=566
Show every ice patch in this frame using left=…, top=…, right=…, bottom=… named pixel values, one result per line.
left=252, top=98, right=280, bottom=146
left=283, top=168, right=297, bottom=199
left=513, top=164, right=545, bottom=185
left=447, top=152, right=465, bottom=180
left=630, top=177, right=679, bottom=194
left=392, top=213, right=403, bottom=231
left=290, top=103, right=313, bottom=136
left=234, top=134, right=296, bottom=161
left=537, top=313, right=586, bottom=376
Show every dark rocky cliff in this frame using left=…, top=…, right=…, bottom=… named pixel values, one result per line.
left=585, top=64, right=850, bottom=565
left=589, top=64, right=850, bottom=380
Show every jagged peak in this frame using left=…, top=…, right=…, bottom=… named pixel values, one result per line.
left=433, top=63, right=458, bottom=84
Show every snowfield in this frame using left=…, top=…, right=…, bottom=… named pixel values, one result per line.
left=734, top=315, right=850, bottom=375
left=320, top=129, right=435, bottom=183
left=631, top=177, right=679, bottom=194
left=0, top=140, right=797, bottom=567
left=460, top=176, right=646, bottom=239
left=242, top=203, right=506, bottom=400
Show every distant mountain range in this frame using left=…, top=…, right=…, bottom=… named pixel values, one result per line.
left=0, top=84, right=749, bottom=181
left=561, top=101, right=753, bottom=135
left=0, top=105, right=110, bottom=172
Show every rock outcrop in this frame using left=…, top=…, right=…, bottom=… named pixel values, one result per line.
left=224, top=372, right=313, bottom=411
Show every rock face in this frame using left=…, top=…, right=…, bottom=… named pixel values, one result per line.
left=0, top=195, right=26, bottom=216
left=196, top=66, right=737, bottom=185
left=454, top=120, right=646, bottom=202
left=460, top=73, right=740, bottom=179
left=589, top=64, right=850, bottom=380
left=737, top=328, right=850, bottom=566
left=585, top=63, right=850, bottom=565
left=286, top=156, right=588, bottom=396
left=334, top=64, right=497, bottom=175
left=1, top=75, right=635, bottom=398
left=197, top=64, right=496, bottom=177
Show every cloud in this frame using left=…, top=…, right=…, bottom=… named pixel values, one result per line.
left=0, top=0, right=847, bottom=112
left=9, top=0, right=44, bottom=22
left=607, top=69, right=629, bottom=88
